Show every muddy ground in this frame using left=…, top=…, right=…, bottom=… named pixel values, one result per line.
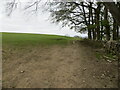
left=2, top=42, right=118, bottom=88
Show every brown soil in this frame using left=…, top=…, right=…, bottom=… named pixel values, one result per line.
left=2, top=42, right=118, bottom=88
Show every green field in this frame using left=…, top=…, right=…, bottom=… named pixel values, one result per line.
left=2, top=32, right=79, bottom=47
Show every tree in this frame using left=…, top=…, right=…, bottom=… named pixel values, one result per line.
left=104, top=2, right=120, bottom=26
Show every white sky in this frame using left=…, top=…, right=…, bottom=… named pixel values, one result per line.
left=0, top=0, right=87, bottom=37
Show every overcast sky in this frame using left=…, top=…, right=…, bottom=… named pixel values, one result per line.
left=0, top=0, right=87, bottom=37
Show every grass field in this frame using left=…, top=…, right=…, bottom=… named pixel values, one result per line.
left=2, top=32, right=79, bottom=47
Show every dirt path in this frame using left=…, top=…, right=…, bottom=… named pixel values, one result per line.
left=2, top=42, right=118, bottom=88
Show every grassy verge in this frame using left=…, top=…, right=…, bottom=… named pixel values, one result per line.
left=95, top=52, right=117, bottom=61
left=79, top=39, right=118, bottom=62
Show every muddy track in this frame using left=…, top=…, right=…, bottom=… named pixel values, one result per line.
left=2, top=42, right=118, bottom=88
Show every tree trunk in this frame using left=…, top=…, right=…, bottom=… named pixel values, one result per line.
left=96, top=3, right=101, bottom=40
left=88, top=2, right=92, bottom=40
left=90, top=2, right=96, bottom=40
left=104, top=6, right=110, bottom=41
left=116, top=26, right=119, bottom=40
left=100, top=12, right=104, bottom=40
left=88, top=29, right=92, bottom=40
left=92, top=11, right=96, bottom=40
left=113, top=18, right=117, bottom=40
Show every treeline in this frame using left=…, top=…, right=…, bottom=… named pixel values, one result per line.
left=48, top=1, right=120, bottom=41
